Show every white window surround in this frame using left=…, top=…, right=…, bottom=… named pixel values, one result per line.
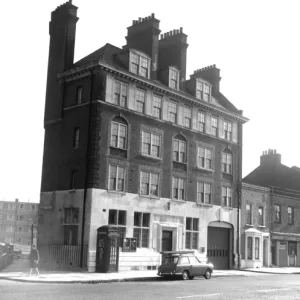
left=222, top=186, right=232, bottom=207
left=110, top=121, right=127, bottom=150
left=141, top=131, right=162, bottom=159
left=108, top=165, right=126, bottom=192
left=113, top=81, right=128, bottom=107
left=197, top=182, right=212, bottom=204
left=129, top=50, right=151, bottom=78
left=173, top=139, right=187, bottom=163
left=245, top=228, right=263, bottom=262
left=172, top=177, right=186, bottom=201
left=246, top=204, right=252, bottom=225
left=140, top=171, right=159, bottom=197
left=196, top=79, right=211, bottom=102
left=169, top=67, right=180, bottom=90
left=197, top=146, right=213, bottom=170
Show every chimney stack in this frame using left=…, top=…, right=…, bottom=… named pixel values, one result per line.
left=125, top=14, right=161, bottom=79
left=158, top=28, right=188, bottom=84
left=44, top=1, right=78, bottom=123
left=260, top=149, right=281, bottom=167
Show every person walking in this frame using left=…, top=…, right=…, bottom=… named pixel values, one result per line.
left=28, top=244, right=40, bottom=276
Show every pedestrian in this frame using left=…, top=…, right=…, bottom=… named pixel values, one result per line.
left=28, top=244, right=40, bottom=276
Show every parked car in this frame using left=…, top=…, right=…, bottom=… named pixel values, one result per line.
left=6, top=244, right=22, bottom=259
left=157, top=251, right=214, bottom=280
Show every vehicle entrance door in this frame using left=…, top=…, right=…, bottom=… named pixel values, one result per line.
left=162, top=230, right=173, bottom=251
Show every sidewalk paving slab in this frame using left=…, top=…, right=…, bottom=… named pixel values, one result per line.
left=1, top=259, right=300, bottom=284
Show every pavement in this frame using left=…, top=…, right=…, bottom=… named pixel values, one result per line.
left=1, top=258, right=300, bottom=284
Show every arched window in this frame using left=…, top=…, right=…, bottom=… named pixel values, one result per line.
left=173, top=134, right=187, bottom=163
left=222, top=148, right=232, bottom=174
left=110, top=117, right=128, bottom=150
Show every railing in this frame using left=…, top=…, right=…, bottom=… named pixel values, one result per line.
left=0, top=253, right=13, bottom=271
left=38, top=243, right=88, bottom=271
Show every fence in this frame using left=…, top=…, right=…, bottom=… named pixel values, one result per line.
left=0, top=253, right=13, bottom=270
left=38, top=243, right=88, bottom=271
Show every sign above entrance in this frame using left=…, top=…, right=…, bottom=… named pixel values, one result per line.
left=272, top=234, right=300, bottom=242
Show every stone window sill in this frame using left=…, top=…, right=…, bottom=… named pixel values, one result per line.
left=196, top=167, right=214, bottom=173
left=107, top=190, right=126, bottom=196
left=141, top=154, right=162, bottom=161
left=171, top=199, right=187, bottom=203
left=222, top=206, right=233, bottom=211
left=258, top=225, right=266, bottom=228
left=139, top=194, right=159, bottom=200
left=245, top=224, right=254, bottom=227
left=197, top=203, right=213, bottom=207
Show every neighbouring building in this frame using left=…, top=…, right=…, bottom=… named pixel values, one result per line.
left=38, top=1, right=248, bottom=272
left=0, top=199, right=39, bottom=250
left=240, top=183, right=271, bottom=268
left=243, top=150, right=300, bottom=267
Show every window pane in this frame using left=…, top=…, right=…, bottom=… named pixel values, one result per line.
left=193, top=219, right=198, bottom=231
left=108, top=210, right=117, bottom=225
left=134, top=212, right=141, bottom=227
left=118, top=211, right=126, bottom=225
left=142, top=213, right=150, bottom=227
left=186, top=217, right=192, bottom=230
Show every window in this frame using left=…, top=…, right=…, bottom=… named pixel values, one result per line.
left=5, top=237, right=14, bottom=244
left=142, top=131, right=161, bottom=158
left=64, top=208, right=79, bottom=224
left=63, top=208, right=79, bottom=245
left=7, top=214, right=14, bottom=221
left=197, top=182, right=212, bottom=204
left=153, top=95, right=162, bottom=119
left=71, top=170, right=77, bottom=189
left=133, top=212, right=150, bottom=248
left=255, top=237, right=260, bottom=259
left=8, top=203, right=15, bottom=210
left=17, top=237, right=22, bottom=244
left=185, top=217, right=199, bottom=249
left=211, top=117, right=218, bottom=136
left=170, top=68, right=179, bottom=89
left=258, top=207, right=264, bottom=226
left=140, top=171, right=159, bottom=196
left=197, top=112, right=205, bottom=132
left=197, top=147, right=212, bottom=169
left=288, top=206, right=294, bottom=225
left=203, top=84, right=210, bottom=102
left=275, top=205, right=281, bottom=223
left=222, top=153, right=232, bottom=174
left=108, top=210, right=127, bottom=241
left=183, top=107, right=192, bottom=128
left=73, top=128, right=80, bottom=149
left=6, top=225, right=13, bottom=233
left=19, top=215, right=24, bottom=221
left=130, top=52, right=150, bottom=78
left=222, top=186, right=232, bottom=207
left=110, top=121, right=127, bottom=149
left=112, top=81, right=127, bottom=107
left=173, top=139, right=186, bottom=163
left=109, top=165, right=125, bottom=192
left=246, top=204, right=252, bottom=225
left=224, top=121, right=232, bottom=141
left=173, top=177, right=186, bottom=200
left=76, top=86, right=83, bottom=104
left=168, top=101, right=177, bottom=123
left=247, top=237, right=253, bottom=259
left=19, top=204, right=24, bottom=210
left=196, top=80, right=203, bottom=100
left=31, top=205, right=35, bottom=211
left=3, top=203, right=8, bottom=209
left=18, top=227, right=22, bottom=232
left=136, top=89, right=145, bottom=113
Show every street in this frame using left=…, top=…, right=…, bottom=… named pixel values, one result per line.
left=1, top=274, right=300, bottom=300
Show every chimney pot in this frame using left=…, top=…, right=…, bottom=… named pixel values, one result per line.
left=139, top=17, right=142, bottom=22
left=151, top=13, right=155, bottom=18
left=180, top=27, right=183, bottom=33
left=173, top=29, right=176, bottom=35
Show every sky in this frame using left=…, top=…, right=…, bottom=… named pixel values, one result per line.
left=1, top=0, right=299, bottom=203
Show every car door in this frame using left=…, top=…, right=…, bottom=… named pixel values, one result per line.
left=189, top=256, right=206, bottom=276
left=178, top=256, right=191, bottom=274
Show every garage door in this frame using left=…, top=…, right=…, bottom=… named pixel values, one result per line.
left=207, top=227, right=230, bottom=270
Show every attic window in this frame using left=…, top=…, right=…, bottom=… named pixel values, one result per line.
left=130, top=51, right=150, bottom=78
left=196, top=80, right=211, bottom=102
left=169, top=67, right=179, bottom=90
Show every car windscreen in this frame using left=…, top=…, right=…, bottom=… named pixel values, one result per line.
left=163, top=256, right=179, bottom=264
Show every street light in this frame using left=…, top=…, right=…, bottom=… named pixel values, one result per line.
left=29, top=219, right=34, bottom=246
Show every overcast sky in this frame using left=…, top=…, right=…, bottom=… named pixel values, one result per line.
left=1, top=0, right=299, bottom=203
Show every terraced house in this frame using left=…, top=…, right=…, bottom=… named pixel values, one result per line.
left=38, top=1, right=248, bottom=272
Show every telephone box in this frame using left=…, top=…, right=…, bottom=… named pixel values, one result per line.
left=96, top=225, right=120, bottom=273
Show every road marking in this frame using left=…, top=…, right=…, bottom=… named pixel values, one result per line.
left=176, top=293, right=221, bottom=299
left=257, top=288, right=291, bottom=292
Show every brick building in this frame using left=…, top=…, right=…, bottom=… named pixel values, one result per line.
left=38, top=1, right=248, bottom=271
left=0, top=199, right=38, bottom=251
left=240, top=183, right=271, bottom=268
left=243, top=150, right=300, bottom=267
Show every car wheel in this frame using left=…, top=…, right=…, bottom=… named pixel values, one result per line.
left=204, top=269, right=212, bottom=279
left=182, top=271, right=189, bottom=280
left=189, top=276, right=194, bottom=280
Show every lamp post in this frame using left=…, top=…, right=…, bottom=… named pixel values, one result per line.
left=29, top=219, right=34, bottom=246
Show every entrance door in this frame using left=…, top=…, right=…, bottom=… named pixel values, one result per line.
left=263, top=238, right=268, bottom=267
left=271, top=241, right=276, bottom=266
left=207, top=227, right=230, bottom=269
left=162, top=230, right=173, bottom=251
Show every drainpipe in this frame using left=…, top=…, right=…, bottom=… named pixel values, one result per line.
left=80, top=70, right=94, bottom=268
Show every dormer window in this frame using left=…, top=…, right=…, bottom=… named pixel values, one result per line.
left=196, top=80, right=211, bottom=102
left=169, top=67, right=179, bottom=90
left=130, top=51, right=150, bottom=78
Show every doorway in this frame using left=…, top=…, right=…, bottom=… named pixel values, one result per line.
left=162, top=230, right=173, bottom=251
left=263, top=238, right=268, bottom=266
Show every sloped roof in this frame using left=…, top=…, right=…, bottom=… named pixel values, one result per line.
left=215, top=91, right=240, bottom=114
left=243, top=162, right=300, bottom=193
left=73, top=43, right=122, bottom=68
